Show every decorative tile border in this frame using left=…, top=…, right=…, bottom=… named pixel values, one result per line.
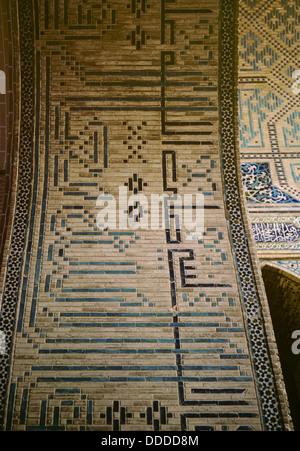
left=251, top=216, right=300, bottom=250
left=0, top=0, right=35, bottom=428
left=220, top=0, right=289, bottom=430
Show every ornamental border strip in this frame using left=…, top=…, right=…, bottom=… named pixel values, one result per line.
left=220, top=0, right=287, bottom=431
left=0, top=0, right=35, bottom=429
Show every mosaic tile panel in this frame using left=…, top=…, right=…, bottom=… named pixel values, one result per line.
left=239, top=0, right=300, bottom=201
left=238, top=0, right=300, bottom=288
left=242, top=162, right=300, bottom=204
left=0, top=0, right=291, bottom=432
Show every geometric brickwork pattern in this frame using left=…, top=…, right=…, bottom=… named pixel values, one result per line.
left=238, top=0, right=300, bottom=271
left=0, top=0, right=291, bottom=431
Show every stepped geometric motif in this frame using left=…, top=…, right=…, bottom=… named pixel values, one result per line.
left=239, top=31, right=281, bottom=71
left=239, top=89, right=284, bottom=148
left=241, top=0, right=266, bottom=8
left=264, top=0, right=300, bottom=47
left=239, top=0, right=300, bottom=216
left=282, top=109, right=300, bottom=147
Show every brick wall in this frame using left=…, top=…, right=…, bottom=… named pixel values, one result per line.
left=0, top=0, right=292, bottom=432
left=0, top=0, right=15, bottom=268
